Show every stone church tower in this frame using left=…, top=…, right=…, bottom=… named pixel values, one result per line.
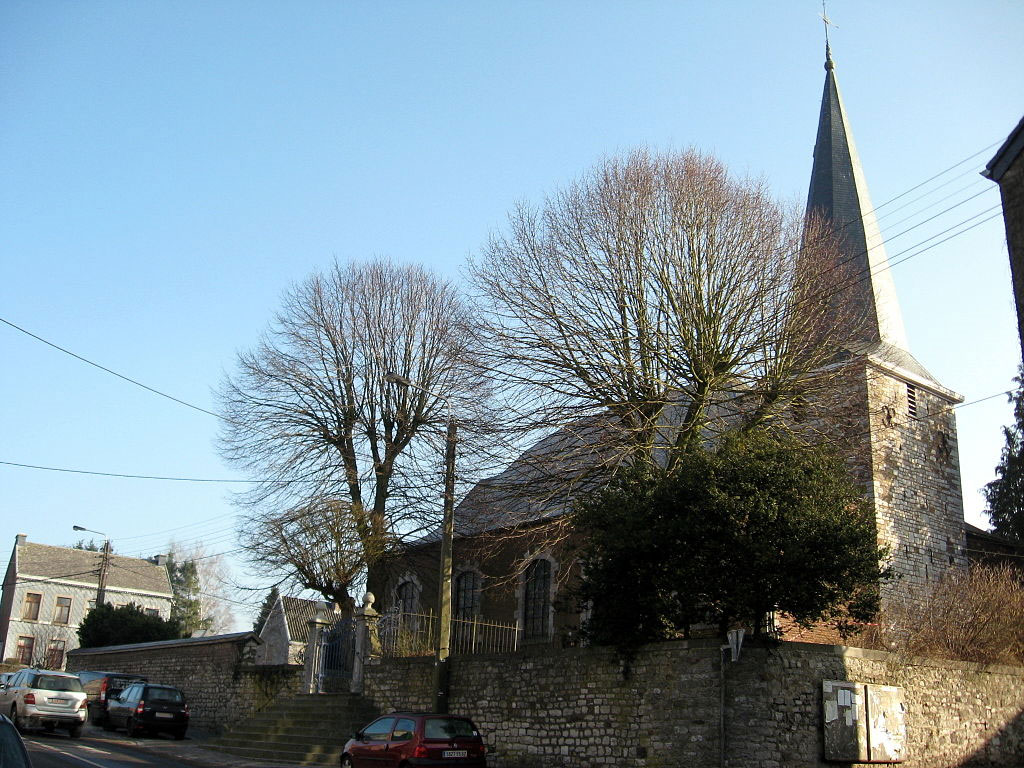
left=807, top=44, right=968, bottom=597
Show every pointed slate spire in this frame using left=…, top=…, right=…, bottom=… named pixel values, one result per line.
left=806, top=44, right=910, bottom=352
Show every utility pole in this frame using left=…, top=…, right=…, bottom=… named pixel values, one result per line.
left=434, top=415, right=457, bottom=712
left=74, top=525, right=111, bottom=607
left=97, top=539, right=111, bottom=606
left=384, top=372, right=457, bottom=713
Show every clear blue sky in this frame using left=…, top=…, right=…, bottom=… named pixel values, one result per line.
left=3, top=1, right=1022, bottom=628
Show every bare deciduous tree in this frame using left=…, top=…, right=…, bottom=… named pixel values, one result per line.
left=219, top=259, right=487, bottom=608
left=466, top=148, right=866, bottom=535
left=167, top=542, right=235, bottom=635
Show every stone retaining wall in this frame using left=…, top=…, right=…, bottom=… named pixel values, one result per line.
left=66, top=632, right=304, bottom=732
left=363, top=639, right=1024, bottom=767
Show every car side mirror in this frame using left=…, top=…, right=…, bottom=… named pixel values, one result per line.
left=353, top=731, right=363, bottom=741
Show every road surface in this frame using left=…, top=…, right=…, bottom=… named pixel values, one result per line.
left=23, top=731, right=199, bottom=768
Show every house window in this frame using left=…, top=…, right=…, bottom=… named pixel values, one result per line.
left=454, top=571, right=481, bottom=620
left=144, top=608, right=159, bottom=617
left=396, top=581, right=418, bottom=616
left=523, top=559, right=552, bottom=640
left=45, top=639, right=66, bottom=670
left=53, top=597, right=72, bottom=624
left=22, top=593, right=41, bottom=621
left=16, top=636, right=34, bottom=665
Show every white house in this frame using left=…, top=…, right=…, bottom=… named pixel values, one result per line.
left=0, top=534, right=173, bottom=668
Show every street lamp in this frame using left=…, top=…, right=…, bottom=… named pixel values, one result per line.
left=73, top=525, right=111, bottom=606
left=384, top=371, right=457, bottom=713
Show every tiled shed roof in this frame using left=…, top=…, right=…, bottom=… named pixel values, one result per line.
left=17, top=541, right=172, bottom=596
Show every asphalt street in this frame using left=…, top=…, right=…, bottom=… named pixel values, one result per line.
left=24, top=731, right=199, bottom=768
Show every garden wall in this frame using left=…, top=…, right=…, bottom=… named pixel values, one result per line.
left=66, top=632, right=304, bottom=732
left=363, top=639, right=1024, bottom=767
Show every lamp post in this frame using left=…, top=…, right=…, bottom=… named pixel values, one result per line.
left=384, top=372, right=456, bottom=713
left=73, top=525, right=111, bottom=607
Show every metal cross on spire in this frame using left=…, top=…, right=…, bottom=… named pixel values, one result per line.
left=821, top=0, right=838, bottom=67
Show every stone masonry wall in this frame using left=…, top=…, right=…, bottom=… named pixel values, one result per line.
left=66, top=634, right=304, bottom=732
left=363, top=640, right=1024, bottom=768
left=863, top=364, right=968, bottom=600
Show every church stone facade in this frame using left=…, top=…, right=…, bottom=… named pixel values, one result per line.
left=807, top=44, right=967, bottom=600
left=375, top=46, right=970, bottom=642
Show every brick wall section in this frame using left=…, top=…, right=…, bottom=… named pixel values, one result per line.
left=66, top=634, right=304, bottom=732
left=363, top=640, right=1024, bottom=768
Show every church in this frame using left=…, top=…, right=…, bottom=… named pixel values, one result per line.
left=369, top=44, right=969, bottom=647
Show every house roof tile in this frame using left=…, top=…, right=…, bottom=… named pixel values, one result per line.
left=17, top=541, right=172, bottom=596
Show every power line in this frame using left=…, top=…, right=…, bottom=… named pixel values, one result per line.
left=0, top=315, right=222, bottom=420
left=116, top=514, right=239, bottom=542
left=0, top=459, right=289, bottom=483
left=2, top=139, right=1005, bottom=428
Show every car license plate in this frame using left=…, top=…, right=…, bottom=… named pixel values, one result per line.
left=156, top=712, right=174, bottom=719
left=47, top=698, right=68, bottom=705
left=443, top=750, right=468, bottom=758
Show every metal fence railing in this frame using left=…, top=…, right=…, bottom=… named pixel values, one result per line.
left=376, top=610, right=520, bottom=658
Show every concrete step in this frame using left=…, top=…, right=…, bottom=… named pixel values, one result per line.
left=215, top=732, right=349, bottom=749
left=210, top=694, right=378, bottom=764
left=204, top=743, right=341, bottom=766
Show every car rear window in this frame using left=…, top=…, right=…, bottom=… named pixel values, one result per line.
left=424, top=718, right=476, bottom=739
left=34, top=675, right=83, bottom=693
left=146, top=687, right=184, bottom=703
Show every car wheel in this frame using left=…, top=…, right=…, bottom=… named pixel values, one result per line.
left=102, top=718, right=115, bottom=732
left=340, top=756, right=354, bottom=768
left=69, top=723, right=83, bottom=739
left=174, top=730, right=186, bottom=740
left=10, top=706, right=22, bottom=733
left=126, top=717, right=139, bottom=737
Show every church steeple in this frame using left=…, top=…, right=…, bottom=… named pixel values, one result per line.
left=806, top=44, right=910, bottom=352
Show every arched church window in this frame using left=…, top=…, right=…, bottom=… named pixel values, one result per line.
left=523, top=559, right=552, bottom=640
left=454, top=571, right=481, bottom=620
left=396, top=581, right=418, bottom=616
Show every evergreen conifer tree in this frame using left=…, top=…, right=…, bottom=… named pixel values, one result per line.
left=985, top=366, right=1024, bottom=542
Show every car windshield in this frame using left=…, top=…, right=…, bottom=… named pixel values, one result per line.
left=35, top=675, right=83, bottom=692
left=146, top=688, right=183, bottom=703
left=424, top=718, right=475, bottom=739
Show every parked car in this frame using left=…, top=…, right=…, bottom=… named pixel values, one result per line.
left=0, top=669, right=87, bottom=737
left=76, top=671, right=147, bottom=726
left=105, top=683, right=189, bottom=739
left=341, top=713, right=487, bottom=767
left=0, top=713, right=33, bottom=767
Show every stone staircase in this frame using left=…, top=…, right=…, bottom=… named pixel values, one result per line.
left=205, top=693, right=379, bottom=766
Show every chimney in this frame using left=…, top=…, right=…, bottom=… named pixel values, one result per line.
left=151, top=554, right=168, bottom=567
left=15, top=534, right=26, bottom=547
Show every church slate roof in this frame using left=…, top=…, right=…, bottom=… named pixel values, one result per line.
left=16, top=541, right=172, bottom=595
left=807, top=45, right=918, bottom=360
left=806, top=44, right=951, bottom=395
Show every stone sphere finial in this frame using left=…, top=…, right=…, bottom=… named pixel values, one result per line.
left=362, top=591, right=375, bottom=608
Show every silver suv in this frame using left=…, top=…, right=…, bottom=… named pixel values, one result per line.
left=0, top=668, right=87, bottom=737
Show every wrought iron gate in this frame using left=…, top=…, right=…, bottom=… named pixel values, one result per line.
left=315, top=616, right=355, bottom=693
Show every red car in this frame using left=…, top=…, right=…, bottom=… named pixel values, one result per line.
left=341, top=713, right=487, bottom=767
